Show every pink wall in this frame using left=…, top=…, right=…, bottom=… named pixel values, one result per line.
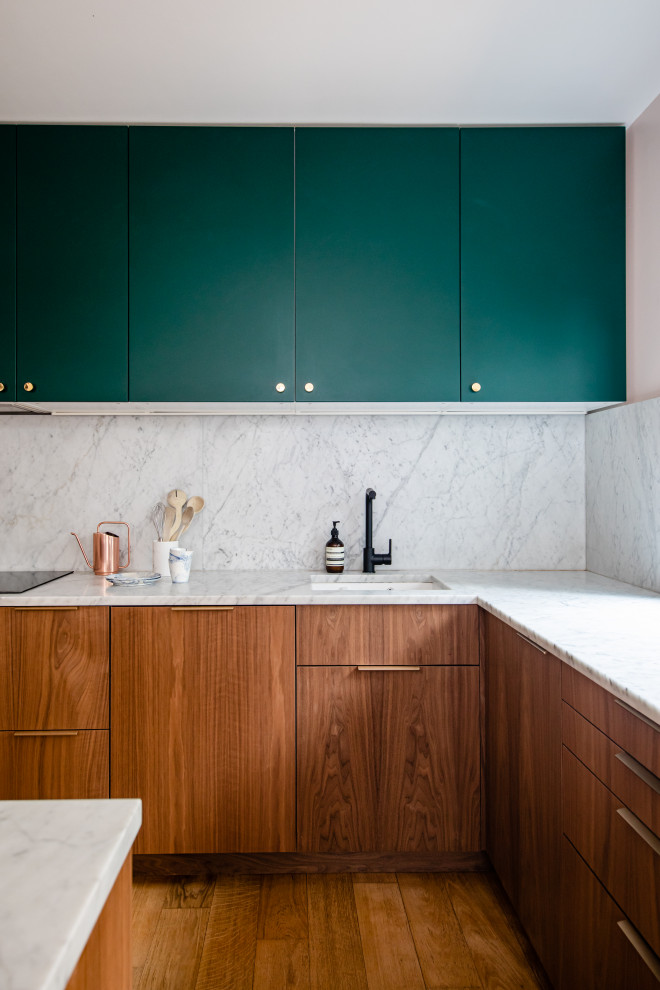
left=627, top=92, right=660, bottom=402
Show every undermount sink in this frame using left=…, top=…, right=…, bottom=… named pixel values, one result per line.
left=310, top=576, right=450, bottom=593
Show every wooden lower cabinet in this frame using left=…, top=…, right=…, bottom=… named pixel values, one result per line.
left=297, top=665, right=480, bottom=852
left=561, top=837, right=660, bottom=990
left=0, top=605, right=110, bottom=799
left=110, top=606, right=296, bottom=854
left=0, top=609, right=11, bottom=728
left=296, top=604, right=479, bottom=666
left=563, top=746, right=660, bottom=959
left=563, top=663, right=660, bottom=779
left=484, top=612, right=561, bottom=987
left=0, top=730, right=109, bottom=798
left=561, top=669, right=660, bottom=988
left=0, top=606, right=109, bottom=731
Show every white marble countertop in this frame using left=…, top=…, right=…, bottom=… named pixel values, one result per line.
left=0, top=799, right=141, bottom=990
left=0, top=570, right=476, bottom=607
left=1, top=568, right=659, bottom=726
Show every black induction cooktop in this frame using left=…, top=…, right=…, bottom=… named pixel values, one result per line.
left=0, top=571, right=74, bottom=594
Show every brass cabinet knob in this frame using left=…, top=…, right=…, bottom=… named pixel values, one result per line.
left=24, top=382, right=34, bottom=392
left=0, top=383, right=5, bottom=393
left=275, top=382, right=286, bottom=393
left=304, top=382, right=314, bottom=393
left=471, top=383, right=481, bottom=393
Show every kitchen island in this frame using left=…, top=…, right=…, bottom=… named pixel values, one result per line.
left=0, top=798, right=141, bottom=990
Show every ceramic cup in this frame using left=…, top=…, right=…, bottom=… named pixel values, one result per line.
left=153, top=540, right=178, bottom=576
left=169, top=547, right=193, bottom=584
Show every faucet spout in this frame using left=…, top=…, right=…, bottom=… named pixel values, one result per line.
left=363, top=488, right=392, bottom=573
left=365, top=488, right=376, bottom=550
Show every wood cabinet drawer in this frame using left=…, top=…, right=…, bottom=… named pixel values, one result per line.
left=8, top=606, right=109, bottom=730
left=0, top=729, right=109, bottom=799
left=563, top=701, right=660, bottom=838
left=297, top=664, right=480, bottom=853
left=296, top=604, right=478, bottom=666
left=563, top=665, right=660, bottom=778
left=561, top=836, right=660, bottom=990
left=563, top=746, right=660, bottom=957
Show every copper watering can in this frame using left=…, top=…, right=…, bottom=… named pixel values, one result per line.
left=71, top=521, right=131, bottom=576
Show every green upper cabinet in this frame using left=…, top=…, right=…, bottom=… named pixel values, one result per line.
left=0, top=126, right=16, bottom=402
left=295, top=127, right=460, bottom=402
left=461, top=127, right=626, bottom=403
left=129, top=127, right=294, bottom=402
left=17, top=126, right=128, bottom=401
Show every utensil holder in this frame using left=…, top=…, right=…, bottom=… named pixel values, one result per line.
left=153, top=540, right=178, bottom=575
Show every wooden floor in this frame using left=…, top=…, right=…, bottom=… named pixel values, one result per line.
left=132, top=872, right=550, bottom=990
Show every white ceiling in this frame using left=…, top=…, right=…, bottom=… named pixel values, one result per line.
left=2, top=0, right=660, bottom=125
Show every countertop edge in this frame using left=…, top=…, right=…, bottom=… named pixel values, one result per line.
left=12, top=799, right=143, bottom=990
left=475, top=598, right=660, bottom=728
left=1, top=568, right=658, bottom=727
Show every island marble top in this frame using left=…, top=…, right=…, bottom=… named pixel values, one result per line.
left=1, top=567, right=659, bottom=727
left=0, top=799, right=141, bottom=990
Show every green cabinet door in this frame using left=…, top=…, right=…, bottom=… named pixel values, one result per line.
left=129, top=127, right=294, bottom=402
left=17, top=126, right=128, bottom=401
left=296, top=128, right=460, bottom=402
left=461, top=127, right=626, bottom=403
left=0, top=126, right=16, bottom=402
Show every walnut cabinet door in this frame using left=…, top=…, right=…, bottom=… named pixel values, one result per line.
left=484, top=612, right=561, bottom=988
left=111, top=606, right=296, bottom=855
left=9, top=606, right=109, bottom=730
left=297, top=664, right=480, bottom=853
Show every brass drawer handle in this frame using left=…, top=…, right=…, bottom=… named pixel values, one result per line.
left=515, top=631, right=547, bottom=654
left=617, top=807, right=660, bottom=856
left=170, top=606, right=235, bottom=611
left=615, top=697, right=660, bottom=733
left=615, top=751, right=660, bottom=796
left=357, top=665, right=421, bottom=672
left=617, top=920, right=660, bottom=982
left=14, top=730, right=79, bottom=737
left=13, top=606, right=79, bottom=611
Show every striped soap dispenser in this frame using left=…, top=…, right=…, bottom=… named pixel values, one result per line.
left=325, top=521, right=345, bottom=573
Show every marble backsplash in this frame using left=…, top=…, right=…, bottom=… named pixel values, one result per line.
left=587, top=396, right=660, bottom=594
left=0, top=413, right=586, bottom=572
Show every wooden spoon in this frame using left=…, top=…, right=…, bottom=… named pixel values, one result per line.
left=162, top=505, right=177, bottom=542
left=167, top=489, right=188, bottom=540
left=185, top=495, right=205, bottom=515
left=173, top=504, right=195, bottom=542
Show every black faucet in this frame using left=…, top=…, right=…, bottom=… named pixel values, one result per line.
left=363, top=488, right=392, bottom=573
